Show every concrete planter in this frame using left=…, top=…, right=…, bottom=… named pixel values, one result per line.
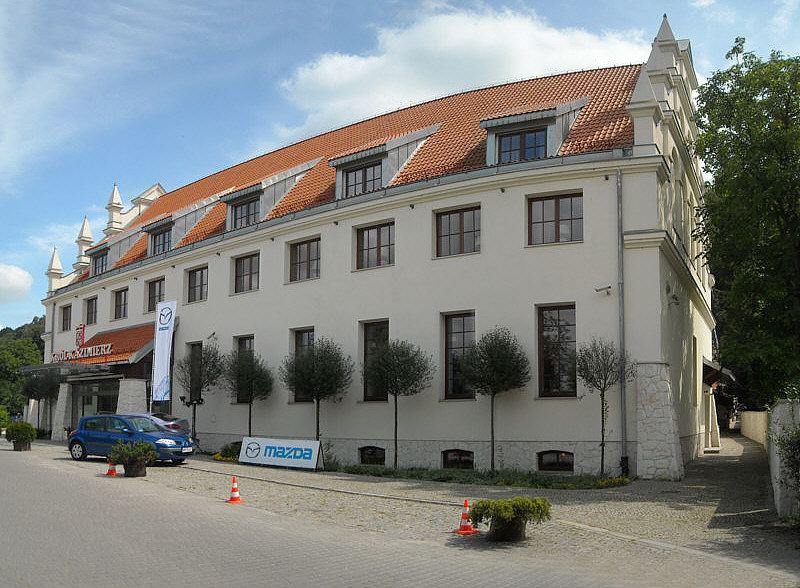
left=122, top=461, right=147, bottom=477
left=487, top=518, right=528, bottom=542
left=12, top=440, right=31, bottom=451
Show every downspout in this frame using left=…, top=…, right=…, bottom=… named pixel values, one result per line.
left=617, top=168, right=629, bottom=476
left=49, top=302, right=56, bottom=358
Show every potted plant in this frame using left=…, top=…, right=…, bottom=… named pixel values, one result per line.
left=109, top=440, right=158, bottom=477
left=5, top=421, right=36, bottom=451
left=468, top=496, right=551, bottom=541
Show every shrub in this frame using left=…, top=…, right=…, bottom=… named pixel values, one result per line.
left=219, top=441, right=242, bottom=459
left=0, top=405, right=8, bottom=429
left=469, top=496, right=551, bottom=526
left=5, top=421, right=37, bottom=443
left=109, top=440, right=158, bottom=465
left=772, top=424, right=800, bottom=499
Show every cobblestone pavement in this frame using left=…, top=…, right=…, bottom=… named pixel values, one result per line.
left=17, top=433, right=800, bottom=587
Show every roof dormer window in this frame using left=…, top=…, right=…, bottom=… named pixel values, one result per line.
left=345, top=161, right=382, bottom=198
left=143, top=216, right=174, bottom=256
left=499, top=129, right=547, bottom=163
left=91, top=250, right=108, bottom=276
left=232, top=198, right=260, bottom=229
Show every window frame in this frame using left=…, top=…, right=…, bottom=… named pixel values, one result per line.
left=444, top=312, right=476, bottom=400
left=498, top=128, right=547, bottom=163
left=232, top=198, right=260, bottom=229
left=356, top=222, right=395, bottom=269
left=85, top=297, right=97, bottom=325
left=538, top=450, right=574, bottom=472
left=442, top=448, right=474, bottom=469
left=345, top=161, right=383, bottom=198
left=234, top=253, right=260, bottom=293
left=292, top=328, right=315, bottom=403
left=363, top=320, right=389, bottom=401
left=60, top=305, right=72, bottom=332
left=359, top=446, right=386, bottom=465
left=234, top=335, right=255, bottom=404
left=528, top=194, right=583, bottom=246
left=538, top=304, right=577, bottom=398
left=435, top=206, right=481, bottom=257
left=146, top=278, right=165, bottom=313
left=113, top=288, right=128, bottom=320
left=289, top=238, right=320, bottom=282
left=187, top=266, right=208, bottom=303
left=91, top=252, right=108, bottom=276
left=150, top=229, right=172, bottom=255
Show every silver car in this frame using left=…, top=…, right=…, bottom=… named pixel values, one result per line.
left=125, top=412, right=190, bottom=437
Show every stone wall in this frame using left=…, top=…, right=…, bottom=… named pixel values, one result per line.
left=636, top=362, right=684, bottom=479
left=741, top=411, right=769, bottom=448
left=768, top=400, right=799, bottom=518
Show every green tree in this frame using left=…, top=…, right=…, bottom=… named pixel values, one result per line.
left=0, top=339, right=43, bottom=416
left=575, top=337, right=636, bottom=475
left=362, top=339, right=435, bottom=469
left=174, top=342, right=224, bottom=442
left=458, top=326, right=531, bottom=471
left=279, top=337, right=354, bottom=441
left=223, top=348, right=274, bottom=437
left=695, top=40, right=800, bottom=407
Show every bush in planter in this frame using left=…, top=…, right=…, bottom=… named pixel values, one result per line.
left=5, top=421, right=36, bottom=450
left=213, top=441, right=242, bottom=461
left=469, top=496, right=551, bottom=541
left=109, top=440, right=158, bottom=477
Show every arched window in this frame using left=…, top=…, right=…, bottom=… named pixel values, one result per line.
left=442, top=448, right=474, bottom=469
left=359, top=446, right=385, bottom=466
left=538, top=450, right=574, bottom=472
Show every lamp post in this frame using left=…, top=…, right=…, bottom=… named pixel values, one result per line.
left=179, top=395, right=204, bottom=444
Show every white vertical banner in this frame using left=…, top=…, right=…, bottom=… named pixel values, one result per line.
left=151, top=300, right=177, bottom=402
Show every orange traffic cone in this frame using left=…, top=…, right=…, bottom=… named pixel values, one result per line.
left=226, top=476, right=245, bottom=503
left=105, top=462, right=118, bottom=476
left=453, top=499, right=479, bottom=535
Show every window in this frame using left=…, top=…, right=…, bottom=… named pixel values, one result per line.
left=363, top=321, right=389, bottom=401
left=436, top=207, right=480, bottom=257
left=499, top=129, right=546, bottom=163
left=233, top=199, right=259, bottom=229
left=234, top=336, right=255, bottom=404
left=113, top=289, right=128, bottom=319
left=188, top=266, right=208, bottom=303
left=538, top=305, right=577, bottom=397
left=151, top=229, right=171, bottom=255
left=92, top=253, right=108, bottom=276
left=188, top=342, right=202, bottom=402
left=85, top=297, right=97, bottom=325
left=359, top=446, right=386, bottom=465
left=442, top=449, right=474, bottom=469
left=345, top=162, right=382, bottom=197
left=538, top=450, right=574, bottom=472
left=147, top=278, right=165, bottom=312
left=234, top=253, right=259, bottom=293
left=60, top=305, right=72, bottom=331
left=357, top=222, right=394, bottom=269
left=293, top=329, right=314, bottom=402
left=290, top=238, right=320, bottom=282
left=445, top=313, right=475, bottom=399
left=529, top=194, right=583, bottom=245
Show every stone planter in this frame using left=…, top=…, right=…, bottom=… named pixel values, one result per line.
left=12, top=440, right=31, bottom=451
left=487, top=518, right=528, bottom=542
left=122, top=461, right=147, bottom=477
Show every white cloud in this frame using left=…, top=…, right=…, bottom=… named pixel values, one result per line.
left=0, top=264, right=33, bottom=303
left=772, top=0, right=799, bottom=32
left=690, top=0, right=716, bottom=7
left=27, top=215, right=106, bottom=259
left=270, top=7, right=650, bottom=148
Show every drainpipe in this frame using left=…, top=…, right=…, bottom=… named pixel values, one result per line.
left=49, top=302, right=56, bottom=359
left=617, top=169, right=629, bottom=476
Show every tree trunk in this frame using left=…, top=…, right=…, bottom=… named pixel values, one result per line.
left=490, top=394, right=496, bottom=471
left=191, top=403, right=197, bottom=444
left=315, top=399, right=320, bottom=441
left=248, top=399, right=253, bottom=437
left=393, top=394, right=398, bottom=469
left=600, top=390, right=606, bottom=476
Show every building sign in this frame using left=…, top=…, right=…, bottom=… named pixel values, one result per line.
left=237, top=437, right=322, bottom=470
left=75, top=323, right=85, bottom=348
left=151, top=300, right=177, bottom=402
left=52, top=344, right=113, bottom=362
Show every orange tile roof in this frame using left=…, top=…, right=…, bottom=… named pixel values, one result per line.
left=68, top=323, right=154, bottom=365
left=95, top=65, right=641, bottom=270
left=178, top=200, right=226, bottom=247
left=481, top=101, right=568, bottom=121
left=114, top=234, right=148, bottom=268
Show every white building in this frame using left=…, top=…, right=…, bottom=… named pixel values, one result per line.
left=37, top=17, right=720, bottom=478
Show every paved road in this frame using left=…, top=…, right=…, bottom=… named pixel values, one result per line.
left=1, top=435, right=798, bottom=587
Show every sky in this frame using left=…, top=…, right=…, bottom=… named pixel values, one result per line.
left=0, top=0, right=797, bottom=329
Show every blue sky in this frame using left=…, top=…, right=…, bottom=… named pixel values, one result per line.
left=0, top=0, right=796, bottom=328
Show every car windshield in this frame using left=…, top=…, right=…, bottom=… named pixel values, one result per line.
left=126, top=416, right=164, bottom=433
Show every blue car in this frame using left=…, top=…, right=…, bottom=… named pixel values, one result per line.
left=68, top=414, right=195, bottom=463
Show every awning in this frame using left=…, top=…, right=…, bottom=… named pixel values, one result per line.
left=703, top=358, right=735, bottom=387
left=51, top=323, right=155, bottom=365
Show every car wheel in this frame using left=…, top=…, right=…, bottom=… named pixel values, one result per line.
left=69, top=440, right=87, bottom=461
left=172, top=459, right=185, bottom=465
